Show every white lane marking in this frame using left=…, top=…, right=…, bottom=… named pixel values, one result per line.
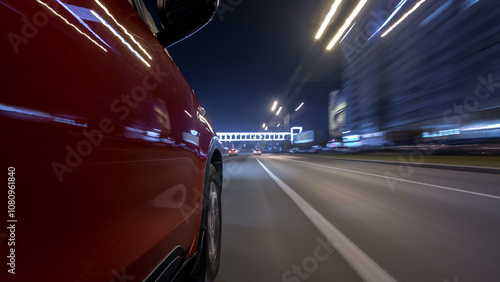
left=255, top=158, right=397, bottom=282
left=287, top=159, right=500, bottom=200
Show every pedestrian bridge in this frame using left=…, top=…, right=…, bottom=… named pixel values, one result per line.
left=217, top=132, right=290, bottom=142
left=217, top=127, right=303, bottom=142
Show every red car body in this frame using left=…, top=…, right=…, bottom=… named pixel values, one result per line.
left=0, top=0, right=221, bottom=280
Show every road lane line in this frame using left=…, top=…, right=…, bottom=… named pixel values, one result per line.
left=288, top=159, right=500, bottom=200
left=255, top=158, right=397, bottom=282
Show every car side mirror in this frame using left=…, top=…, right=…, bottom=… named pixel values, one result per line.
left=156, top=0, right=219, bottom=47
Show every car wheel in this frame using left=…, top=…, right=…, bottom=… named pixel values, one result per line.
left=195, top=164, right=221, bottom=282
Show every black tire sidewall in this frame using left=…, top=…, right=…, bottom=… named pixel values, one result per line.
left=199, top=164, right=222, bottom=282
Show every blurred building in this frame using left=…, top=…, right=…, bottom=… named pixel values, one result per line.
left=332, top=0, right=500, bottom=145
left=328, top=90, right=345, bottom=138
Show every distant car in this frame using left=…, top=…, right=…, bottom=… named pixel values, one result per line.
left=229, top=148, right=239, bottom=156
left=253, top=149, right=262, bottom=155
left=309, top=145, right=322, bottom=152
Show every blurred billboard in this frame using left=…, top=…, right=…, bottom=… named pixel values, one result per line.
left=294, top=130, right=314, bottom=144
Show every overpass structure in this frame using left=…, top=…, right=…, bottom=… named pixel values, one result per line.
left=217, top=127, right=303, bottom=143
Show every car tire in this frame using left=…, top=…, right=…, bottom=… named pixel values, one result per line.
left=194, top=164, right=221, bottom=282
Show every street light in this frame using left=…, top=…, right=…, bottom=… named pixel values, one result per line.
left=271, top=101, right=278, bottom=112
left=326, top=0, right=367, bottom=50
left=276, top=106, right=283, bottom=115
left=315, top=0, right=343, bottom=40
left=265, top=126, right=268, bottom=131
left=295, top=102, right=304, bottom=112
left=262, top=123, right=266, bottom=128
left=381, top=0, right=425, bottom=37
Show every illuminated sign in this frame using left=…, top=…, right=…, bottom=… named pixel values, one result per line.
left=422, top=129, right=460, bottom=138
left=343, top=135, right=360, bottom=142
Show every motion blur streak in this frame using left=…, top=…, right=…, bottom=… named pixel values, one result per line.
left=326, top=0, right=367, bottom=50
left=368, top=0, right=407, bottom=39
left=90, top=10, right=150, bottom=66
left=271, top=101, right=278, bottom=112
left=295, top=102, right=304, bottom=112
left=56, top=0, right=111, bottom=48
left=36, top=0, right=107, bottom=52
left=315, top=0, right=343, bottom=40
left=95, top=0, right=152, bottom=60
left=381, top=0, right=426, bottom=37
left=339, top=22, right=355, bottom=44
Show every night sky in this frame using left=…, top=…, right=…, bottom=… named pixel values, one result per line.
left=168, top=0, right=343, bottom=136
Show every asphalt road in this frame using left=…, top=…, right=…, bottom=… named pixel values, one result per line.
left=215, top=153, right=500, bottom=282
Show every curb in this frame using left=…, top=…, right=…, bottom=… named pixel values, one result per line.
left=295, top=154, right=500, bottom=175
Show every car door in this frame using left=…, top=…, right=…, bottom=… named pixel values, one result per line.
left=0, top=0, right=201, bottom=280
